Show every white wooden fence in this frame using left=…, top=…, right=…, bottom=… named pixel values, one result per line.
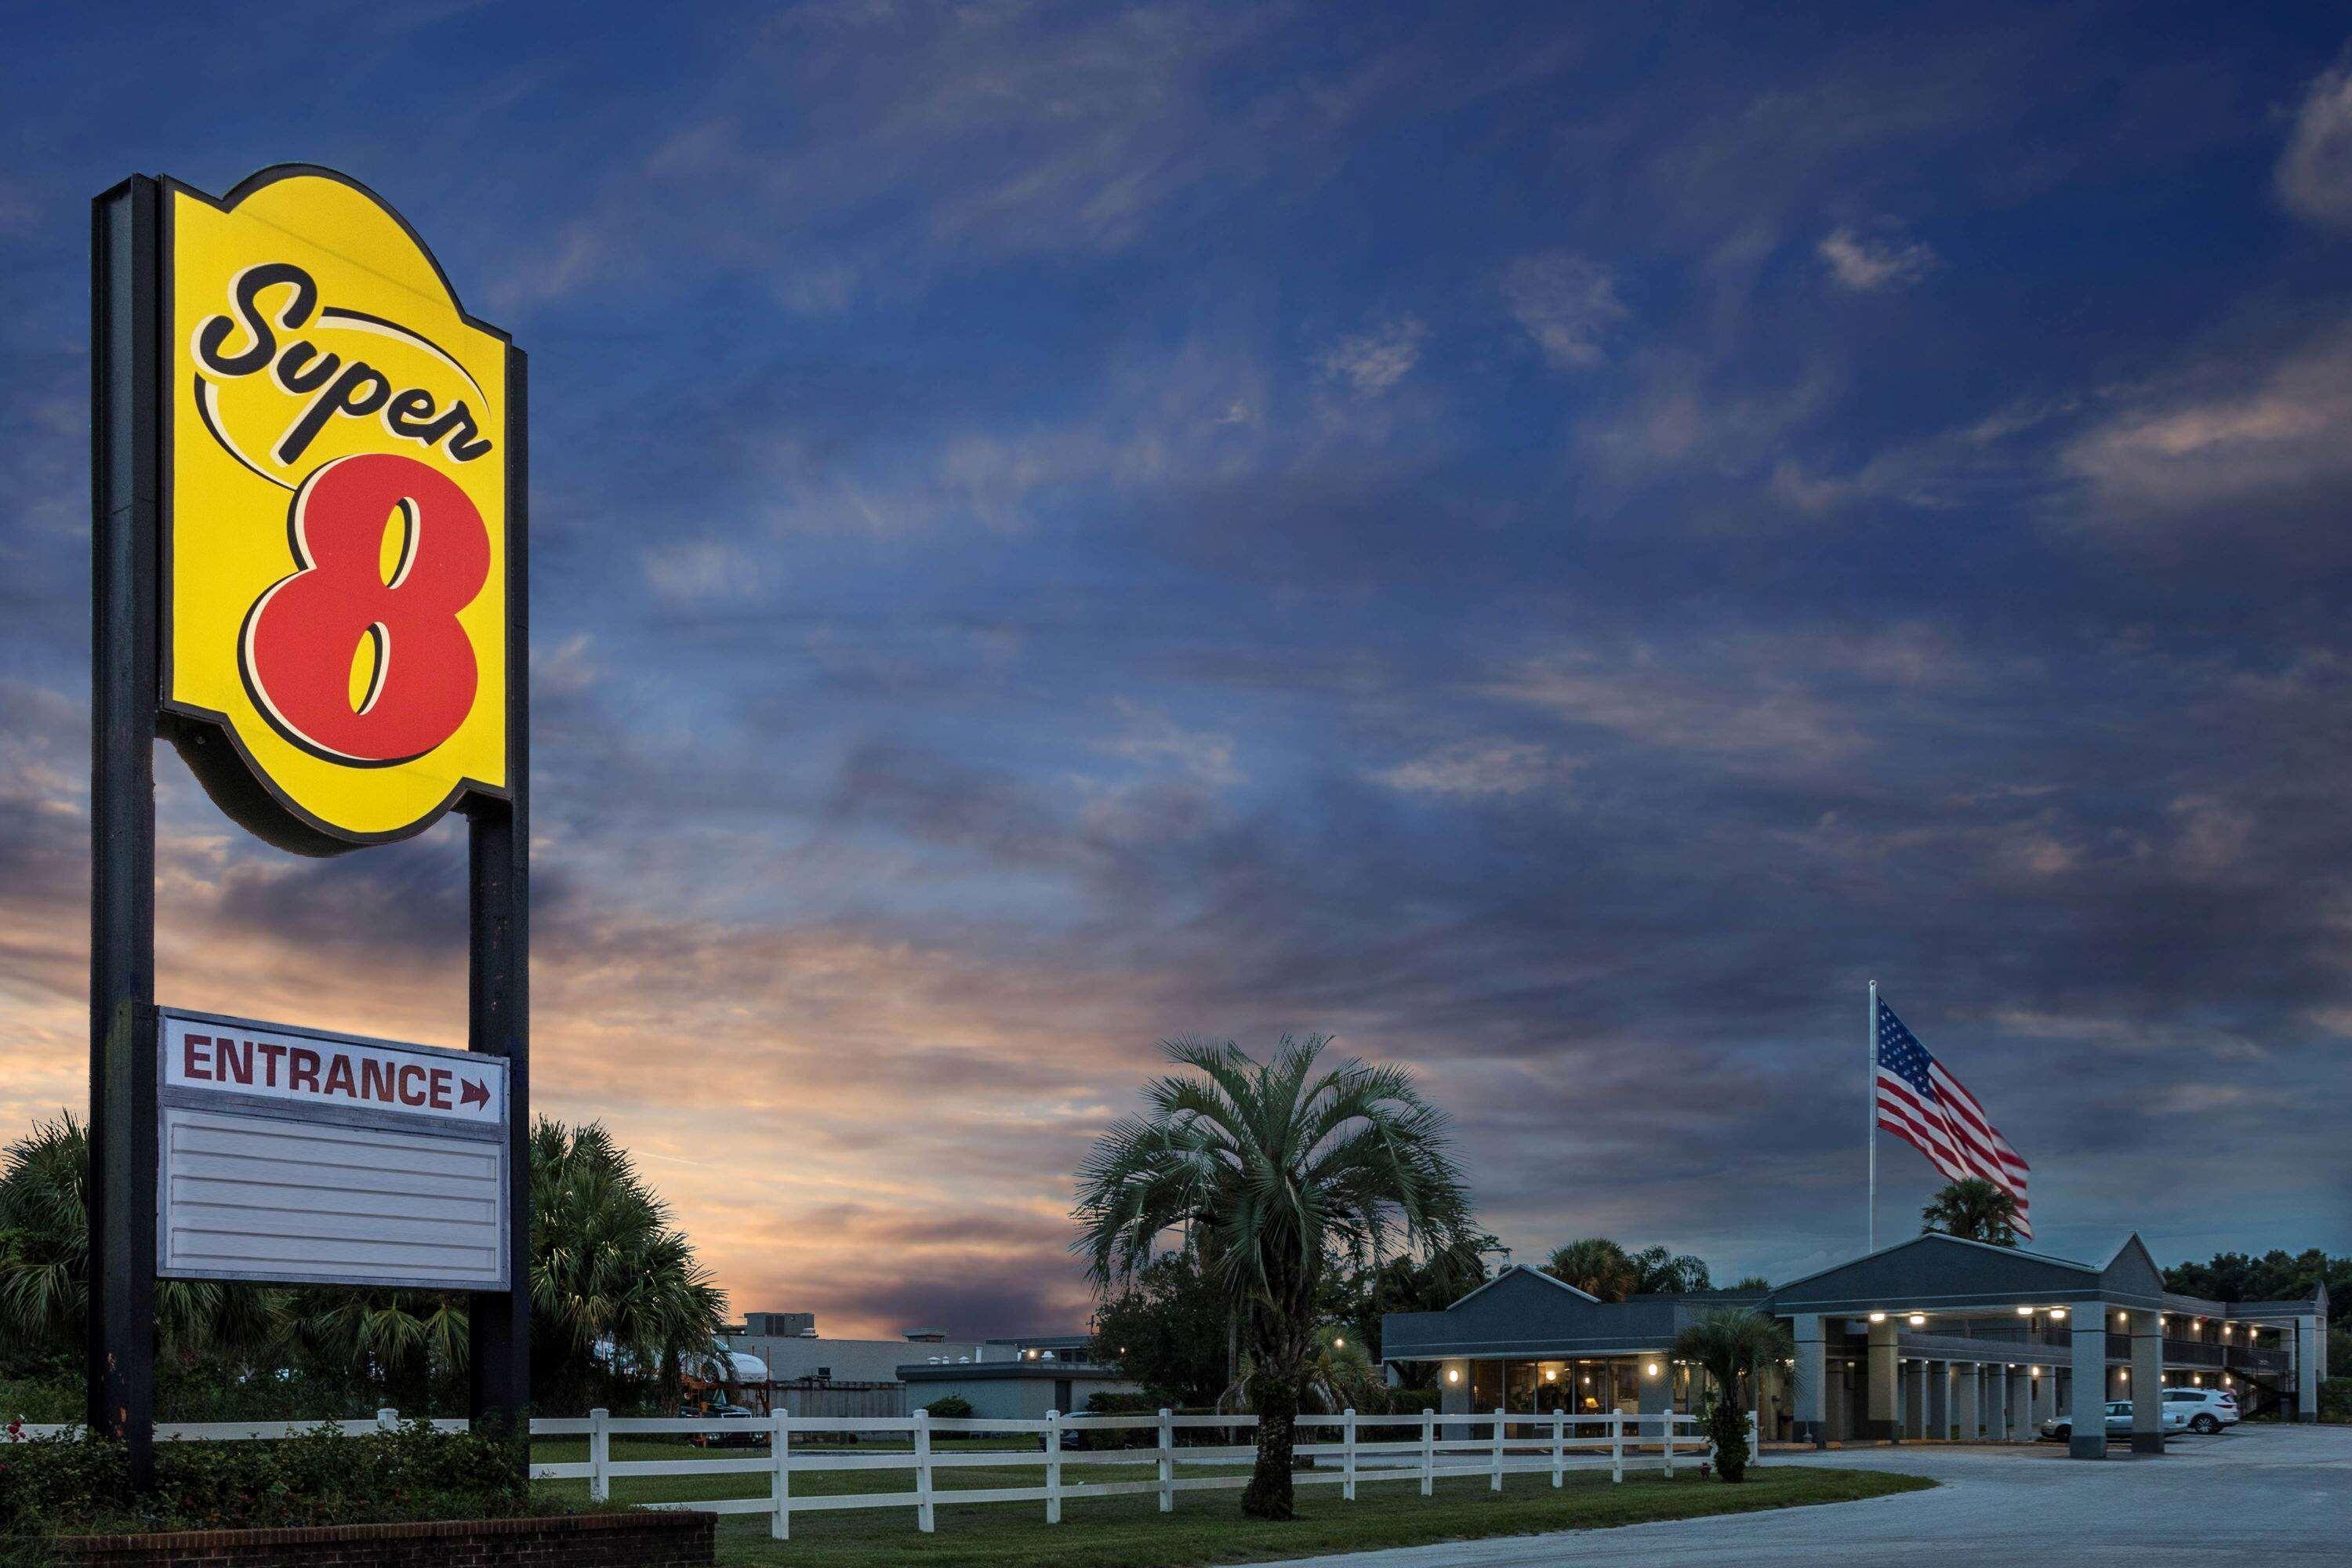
left=13, top=1406, right=1719, bottom=1544
left=528, top=1407, right=1711, bottom=1541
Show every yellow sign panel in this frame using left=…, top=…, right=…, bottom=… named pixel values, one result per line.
left=163, top=168, right=511, bottom=851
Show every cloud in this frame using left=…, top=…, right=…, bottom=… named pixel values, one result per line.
left=1817, top=222, right=1937, bottom=291
left=2278, top=49, right=2352, bottom=232
left=1375, top=741, right=1573, bottom=798
left=1317, top=317, right=1429, bottom=395
left=1500, top=252, right=1627, bottom=368
left=2061, top=318, right=2352, bottom=526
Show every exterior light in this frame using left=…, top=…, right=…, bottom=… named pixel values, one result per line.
left=1907, top=1314, right=1926, bottom=1327
left=2031, top=1367, right=2042, bottom=1377
left=2119, top=1370, right=2128, bottom=1381
left=2049, top=1309, right=2067, bottom=1320
left=2017, top=1307, right=2034, bottom=1316
left=1446, top=1369, right=1461, bottom=1384
left=1334, top=1337, right=1345, bottom=1348
left=1645, top=1363, right=1661, bottom=1377
left=2191, top=1375, right=2201, bottom=1386
left=2222, top=1326, right=2232, bottom=1338
left=1869, top=1312, right=1887, bottom=1323
left=2223, top=1376, right=2231, bottom=1387
left=1544, top=1369, right=1557, bottom=1382
left=2117, top=1312, right=2127, bottom=1325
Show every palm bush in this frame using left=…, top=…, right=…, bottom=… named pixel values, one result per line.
left=1073, top=1035, right=1473, bottom=1519
left=1668, top=1308, right=1794, bottom=1483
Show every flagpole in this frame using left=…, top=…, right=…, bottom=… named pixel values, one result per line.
left=1866, top=979, right=1878, bottom=1252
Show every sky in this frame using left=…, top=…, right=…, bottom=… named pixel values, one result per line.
left=4, top=1, right=2352, bottom=1339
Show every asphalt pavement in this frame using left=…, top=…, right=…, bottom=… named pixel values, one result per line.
left=1253, top=1424, right=2352, bottom=1567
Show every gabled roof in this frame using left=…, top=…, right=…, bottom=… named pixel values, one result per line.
left=1441, top=1265, right=1598, bottom=1312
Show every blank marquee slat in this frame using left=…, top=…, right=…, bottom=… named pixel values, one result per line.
left=160, top=1107, right=506, bottom=1289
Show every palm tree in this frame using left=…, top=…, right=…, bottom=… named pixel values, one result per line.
left=1921, top=1178, right=2021, bottom=1246
left=1543, top=1240, right=1711, bottom=1298
left=529, top=1120, right=728, bottom=1410
left=1542, top=1239, right=1639, bottom=1300
left=1073, top=1035, right=1473, bottom=1520
left=0, top=1112, right=724, bottom=1414
left=1629, top=1244, right=1711, bottom=1294
left=1669, top=1308, right=1794, bottom=1483
left=0, top=1115, right=284, bottom=1367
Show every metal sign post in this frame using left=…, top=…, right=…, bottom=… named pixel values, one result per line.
left=89, top=167, right=530, bottom=1482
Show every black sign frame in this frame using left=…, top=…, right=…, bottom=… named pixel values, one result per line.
left=89, top=171, right=532, bottom=1485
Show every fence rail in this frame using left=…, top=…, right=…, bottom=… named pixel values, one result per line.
left=11, top=1406, right=1719, bottom=1544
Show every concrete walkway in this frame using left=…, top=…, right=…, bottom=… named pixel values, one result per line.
left=1254, top=1425, right=2352, bottom=1568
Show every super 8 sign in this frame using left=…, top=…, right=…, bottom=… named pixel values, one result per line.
left=162, top=168, right=510, bottom=849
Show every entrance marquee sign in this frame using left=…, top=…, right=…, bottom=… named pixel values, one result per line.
left=163, top=170, right=513, bottom=851
left=158, top=1011, right=510, bottom=1291
left=90, top=165, right=530, bottom=1483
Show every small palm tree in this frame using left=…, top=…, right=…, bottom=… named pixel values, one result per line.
left=1073, top=1035, right=1473, bottom=1520
left=1920, top=1178, right=2021, bottom=1246
left=1669, top=1308, right=1794, bottom=1483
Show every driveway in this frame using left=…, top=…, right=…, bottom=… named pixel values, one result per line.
left=1255, top=1425, right=2352, bottom=1568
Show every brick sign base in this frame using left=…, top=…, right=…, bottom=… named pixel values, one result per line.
left=52, top=1510, right=713, bottom=1568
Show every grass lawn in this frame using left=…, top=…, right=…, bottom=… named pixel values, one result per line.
left=529, top=1439, right=1932, bottom=1568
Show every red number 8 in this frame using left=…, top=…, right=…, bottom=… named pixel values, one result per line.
left=241, top=452, right=491, bottom=764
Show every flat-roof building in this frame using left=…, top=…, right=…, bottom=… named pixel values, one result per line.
left=1382, top=1232, right=2328, bottom=1457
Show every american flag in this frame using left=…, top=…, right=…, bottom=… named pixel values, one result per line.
left=1875, top=997, right=2032, bottom=1239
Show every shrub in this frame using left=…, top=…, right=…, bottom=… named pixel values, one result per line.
left=0, top=1420, right=539, bottom=1539
left=920, top=1396, right=974, bottom=1421
left=1387, top=1387, right=1441, bottom=1416
left=2321, top=1377, right=2350, bottom=1425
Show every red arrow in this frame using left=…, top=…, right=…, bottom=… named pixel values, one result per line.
left=461, top=1079, right=489, bottom=1109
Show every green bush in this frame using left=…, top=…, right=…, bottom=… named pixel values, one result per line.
left=920, top=1396, right=974, bottom=1420
left=1386, top=1387, right=1442, bottom=1416
left=0, top=1420, right=543, bottom=1539
left=2321, top=1377, right=2350, bottom=1424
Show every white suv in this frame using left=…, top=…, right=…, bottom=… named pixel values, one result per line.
left=2162, top=1387, right=2238, bottom=1433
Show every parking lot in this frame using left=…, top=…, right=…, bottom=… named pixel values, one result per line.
left=1261, top=1424, right=2352, bottom=1568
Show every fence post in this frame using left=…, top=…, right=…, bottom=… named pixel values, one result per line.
left=1490, top=1407, right=1504, bottom=1491
left=1661, top=1411, right=1675, bottom=1477
left=1752, top=1404, right=1762, bottom=1461
left=1610, top=1412, right=1623, bottom=1483
left=769, top=1408, right=790, bottom=1541
left=588, top=1407, right=610, bottom=1503
left=1420, top=1409, right=1435, bottom=1496
left=1342, top=1409, right=1357, bottom=1502
left=1045, top=1409, right=1062, bottom=1525
left=913, top=1407, right=935, bottom=1534
left=1550, top=1410, right=1564, bottom=1487
left=1157, top=1407, right=1173, bottom=1512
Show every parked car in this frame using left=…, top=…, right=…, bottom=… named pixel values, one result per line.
left=2039, top=1400, right=2190, bottom=1443
left=685, top=1402, right=771, bottom=1448
left=2162, top=1387, right=2239, bottom=1433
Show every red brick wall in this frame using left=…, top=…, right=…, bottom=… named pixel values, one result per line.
left=51, top=1510, right=713, bottom=1568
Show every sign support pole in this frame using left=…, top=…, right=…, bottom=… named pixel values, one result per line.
left=89, top=173, right=162, bottom=1488
left=467, top=343, right=531, bottom=1455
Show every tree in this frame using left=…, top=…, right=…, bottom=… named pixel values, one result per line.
left=1338, top=1232, right=1494, bottom=1377
left=527, top=1120, right=728, bottom=1413
left=1542, top=1239, right=1638, bottom=1300
left=1088, top=1249, right=1231, bottom=1407
left=0, top=1112, right=724, bottom=1415
left=1073, top=1035, right=1473, bottom=1520
left=1542, top=1239, right=1711, bottom=1299
left=1630, top=1245, right=1712, bottom=1294
left=1920, top=1178, right=2022, bottom=1246
left=1669, top=1308, right=1794, bottom=1483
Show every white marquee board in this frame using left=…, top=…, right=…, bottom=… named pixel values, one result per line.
left=156, top=1009, right=510, bottom=1290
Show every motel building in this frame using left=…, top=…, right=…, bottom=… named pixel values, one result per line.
left=1381, top=1232, right=2328, bottom=1457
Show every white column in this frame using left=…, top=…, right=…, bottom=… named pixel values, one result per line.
left=2297, top=1316, right=2322, bottom=1422
left=2069, top=1305, right=2107, bottom=1459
